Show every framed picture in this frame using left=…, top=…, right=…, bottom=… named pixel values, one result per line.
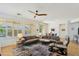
left=51, top=29, right=55, bottom=31
left=62, top=29, right=65, bottom=31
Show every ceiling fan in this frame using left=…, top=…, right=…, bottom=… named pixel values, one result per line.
left=28, top=10, right=47, bottom=18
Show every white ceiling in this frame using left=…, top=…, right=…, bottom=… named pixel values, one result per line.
left=0, top=3, right=79, bottom=21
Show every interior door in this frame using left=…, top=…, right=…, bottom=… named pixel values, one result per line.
left=59, top=24, right=66, bottom=38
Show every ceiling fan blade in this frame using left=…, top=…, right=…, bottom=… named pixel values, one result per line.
left=28, top=10, right=36, bottom=14
left=37, top=14, right=47, bottom=16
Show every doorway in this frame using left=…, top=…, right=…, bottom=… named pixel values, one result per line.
left=59, top=24, right=66, bottom=39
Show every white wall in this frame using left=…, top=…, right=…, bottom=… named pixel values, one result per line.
left=48, top=22, right=59, bottom=35
left=47, top=20, right=68, bottom=36
left=67, top=18, right=79, bottom=43
left=68, top=22, right=79, bottom=40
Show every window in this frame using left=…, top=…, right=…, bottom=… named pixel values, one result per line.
left=39, top=25, right=43, bottom=33
left=7, top=29, right=12, bottom=37
left=25, top=30, right=28, bottom=35
left=25, top=30, right=31, bottom=36
left=14, top=30, right=18, bottom=36
left=25, top=25, right=31, bottom=36
left=0, top=27, right=6, bottom=37
left=18, top=30, right=22, bottom=34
